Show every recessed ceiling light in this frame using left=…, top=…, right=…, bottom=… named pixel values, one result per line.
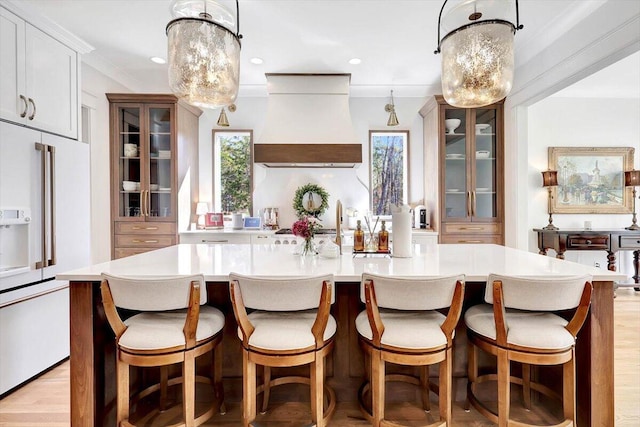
left=348, top=58, right=362, bottom=65
left=150, top=56, right=166, bottom=64
left=250, top=57, right=264, bottom=65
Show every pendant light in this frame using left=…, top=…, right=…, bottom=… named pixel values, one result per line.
left=434, top=0, right=523, bottom=108
left=385, top=90, right=399, bottom=126
left=166, top=0, right=242, bottom=109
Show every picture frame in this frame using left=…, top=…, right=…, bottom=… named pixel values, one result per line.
left=548, top=146, right=635, bottom=214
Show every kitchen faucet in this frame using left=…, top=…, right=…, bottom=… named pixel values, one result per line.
left=335, top=200, right=342, bottom=255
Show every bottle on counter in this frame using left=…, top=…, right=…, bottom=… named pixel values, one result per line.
left=377, top=220, right=389, bottom=252
left=354, top=220, right=365, bottom=252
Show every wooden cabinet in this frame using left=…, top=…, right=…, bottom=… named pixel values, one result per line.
left=108, top=94, right=200, bottom=259
left=436, top=95, right=504, bottom=244
left=0, top=6, right=78, bottom=139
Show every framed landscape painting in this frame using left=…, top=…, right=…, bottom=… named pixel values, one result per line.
left=548, top=147, right=634, bottom=214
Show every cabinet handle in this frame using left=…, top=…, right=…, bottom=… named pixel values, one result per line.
left=132, top=226, right=159, bottom=230
left=459, top=240, right=483, bottom=243
left=471, top=191, right=476, bottom=216
left=133, top=239, right=159, bottom=243
left=19, top=95, right=28, bottom=118
left=140, top=190, right=145, bottom=217
left=145, top=190, right=151, bottom=216
left=27, top=98, right=36, bottom=120
left=202, top=240, right=229, bottom=243
left=467, top=191, right=471, bottom=216
left=255, top=235, right=268, bottom=239
left=459, top=227, right=483, bottom=230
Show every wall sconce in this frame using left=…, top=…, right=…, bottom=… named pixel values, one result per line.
left=541, top=170, right=558, bottom=230
left=434, top=0, right=524, bottom=108
left=217, top=103, right=236, bottom=127
left=385, top=90, right=399, bottom=126
left=624, top=170, right=640, bottom=230
left=166, top=0, right=242, bottom=109
left=196, top=202, right=209, bottom=229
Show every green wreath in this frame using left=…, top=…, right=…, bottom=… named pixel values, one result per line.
left=293, top=183, right=330, bottom=218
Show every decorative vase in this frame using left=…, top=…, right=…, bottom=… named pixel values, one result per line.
left=300, top=237, right=317, bottom=256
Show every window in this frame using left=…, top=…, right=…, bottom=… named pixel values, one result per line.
left=213, top=130, right=253, bottom=214
left=369, top=130, right=409, bottom=215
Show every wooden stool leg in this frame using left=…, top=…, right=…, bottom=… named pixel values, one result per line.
left=464, top=340, right=477, bottom=411
left=260, top=366, right=271, bottom=414
left=310, top=354, right=325, bottom=427
left=160, top=366, right=169, bottom=411
left=243, top=350, right=256, bottom=427
left=214, top=343, right=226, bottom=415
left=563, top=350, right=576, bottom=422
left=522, top=363, right=532, bottom=410
left=420, top=366, right=431, bottom=412
left=497, top=350, right=510, bottom=427
left=116, top=357, right=129, bottom=425
left=439, top=348, right=452, bottom=425
left=371, top=349, right=385, bottom=427
left=183, top=351, right=196, bottom=427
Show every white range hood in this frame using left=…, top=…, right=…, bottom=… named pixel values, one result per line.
left=254, top=73, right=361, bottom=167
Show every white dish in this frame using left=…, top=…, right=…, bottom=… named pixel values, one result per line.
left=122, top=181, right=137, bottom=191
left=446, top=153, right=464, bottom=158
left=159, top=187, right=171, bottom=191
left=477, top=187, right=490, bottom=191
left=158, top=150, right=171, bottom=158
left=475, top=124, right=490, bottom=131
left=476, top=150, right=490, bottom=159
left=444, top=118, right=461, bottom=134
left=447, top=189, right=462, bottom=192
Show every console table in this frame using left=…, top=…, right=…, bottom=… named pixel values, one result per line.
left=534, top=228, right=640, bottom=289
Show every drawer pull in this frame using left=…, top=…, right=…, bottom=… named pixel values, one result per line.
left=586, top=240, right=592, bottom=245
left=459, top=227, right=483, bottom=230
left=255, top=235, right=268, bottom=239
left=132, top=239, right=159, bottom=243
left=459, top=240, right=483, bottom=243
left=202, top=240, right=228, bottom=243
left=132, top=226, right=159, bottom=230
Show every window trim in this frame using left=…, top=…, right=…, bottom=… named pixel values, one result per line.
left=212, top=129, right=254, bottom=214
left=369, top=130, right=410, bottom=215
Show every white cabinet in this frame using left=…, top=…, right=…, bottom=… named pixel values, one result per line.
left=180, top=232, right=251, bottom=244
left=0, top=6, right=78, bottom=139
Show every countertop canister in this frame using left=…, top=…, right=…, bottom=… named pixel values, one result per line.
left=392, top=205, right=412, bottom=258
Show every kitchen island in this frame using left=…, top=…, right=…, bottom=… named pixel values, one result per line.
left=58, top=243, right=624, bottom=427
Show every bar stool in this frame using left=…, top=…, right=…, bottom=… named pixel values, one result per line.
left=356, top=273, right=465, bottom=427
left=229, top=273, right=337, bottom=427
left=465, top=274, right=593, bottom=427
left=100, top=273, right=225, bottom=427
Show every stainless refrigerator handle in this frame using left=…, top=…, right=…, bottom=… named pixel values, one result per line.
left=48, top=144, right=57, bottom=266
left=19, top=95, right=28, bottom=118
left=35, top=143, right=47, bottom=269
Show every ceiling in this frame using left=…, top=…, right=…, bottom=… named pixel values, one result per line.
left=15, top=0, right=634, bottom=97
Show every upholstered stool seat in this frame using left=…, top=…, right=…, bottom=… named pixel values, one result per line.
left=101, top=273, right=225, bottom=427
left=465, top=274, right=592, bottom=427
left=356, top=309, right=448, bottom=350
left=465, top=305, right=575, bottom=350
left=357, top=273, right=465, bottom=427
left=241, top=309, right=337, bottom=351
left=229, top=273, right=337, bottom=427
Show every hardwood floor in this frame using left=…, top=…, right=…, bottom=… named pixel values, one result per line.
left=1, top=289, right=638, bottom=426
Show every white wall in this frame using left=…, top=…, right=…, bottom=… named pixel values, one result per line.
left=527, top=97, right=640, bottom=278
left=197, top=96, right=426, bottom=228
left=81, top=64, right=130, bottom=263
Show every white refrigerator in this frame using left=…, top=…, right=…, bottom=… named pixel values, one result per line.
left=0, top=121, right=90, bottom=395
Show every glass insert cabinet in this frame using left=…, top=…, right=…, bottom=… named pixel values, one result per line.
left=437, top=96, right=504, bottom=244
left=108, top=94, right=182, bottom=259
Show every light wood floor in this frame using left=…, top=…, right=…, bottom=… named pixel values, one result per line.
left=1, top=289, right=638, bottom=426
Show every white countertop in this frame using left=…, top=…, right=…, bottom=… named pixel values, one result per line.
left=179, top=228, right=438, bottom=235
left=57, top=243, right=624, bottom=282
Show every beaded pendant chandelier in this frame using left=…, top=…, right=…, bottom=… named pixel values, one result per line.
left=434, top=0, right=523, bottom=108
left=166, top=0, right=242, bottom=109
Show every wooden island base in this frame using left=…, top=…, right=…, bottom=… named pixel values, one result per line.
left=70, top=279, right=614, bottom=427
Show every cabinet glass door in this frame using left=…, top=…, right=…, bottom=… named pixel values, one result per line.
left=147, top=107, right=173, bottom=218
left=473, top=108, right=497, bottom=219
left=118, top=107, right=142, bottom=218
left=443, top=109, right=468, bottom=219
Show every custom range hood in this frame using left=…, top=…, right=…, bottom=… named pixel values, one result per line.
left=254, top=74, right=361, bottom=168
